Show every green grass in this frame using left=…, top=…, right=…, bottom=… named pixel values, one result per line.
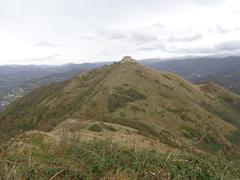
left=200, top=135, right=222, bottom=152
left=119, top=111, right=126, bottom=117
left=200, top=100, right=240, bottom=128
left=1, top=139, right=240, bottom=179
left=226, top=130, right=240, bottom=146
left=182, top=126, right=222, bottom=153
left=107, top=87, right=146, bottom=112
left=88, top=124, right=103, bottom=132
left=182, top=126, right=202, bottom=141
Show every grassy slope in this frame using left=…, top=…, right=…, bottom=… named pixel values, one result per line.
left=0, top=61, right=240, bottom=154
left=197, top=81, right=240, bottom=150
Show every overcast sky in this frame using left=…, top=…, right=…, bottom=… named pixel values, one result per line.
left=1, top=0, right=240, bottom=64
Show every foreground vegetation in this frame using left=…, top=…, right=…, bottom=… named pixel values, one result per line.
left=0, top=138, right=240, bottom=179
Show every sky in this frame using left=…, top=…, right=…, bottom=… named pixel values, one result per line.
left=1, top=0, right=240, bottom=64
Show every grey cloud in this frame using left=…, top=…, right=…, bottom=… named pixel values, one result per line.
left=130, top=32, right=159, bottom=43
left=173, top=47, right=213, bottom=54
left=208, top=25, right=230, bottom=34
left=99, top=30, right=128, bottom=40
left=35, top=41, right=58, bottom=48
left=138, top=43, right=165, bottom=51
left=150, top=23, right=165, bottom=29
left=215, top=41, right=240, bottom=51
left=108, top=32, right=127, bottom=40
left=235, top=27, right=240, bottom=31
left=168, top=33, right=202, bottom=42
left=215, top=25, right=230, bottom=34
left=170, top=40, right=240, bottom=55
left=25, top=54, right=60, bottom=62
left=193, top=0, right=225, bottom=6
left=98, top=28, right=159, bottom=43
left=96, top=28, right=129, bottom=40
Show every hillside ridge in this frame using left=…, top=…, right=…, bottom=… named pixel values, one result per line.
left=0, top=57, right=240, bottom=155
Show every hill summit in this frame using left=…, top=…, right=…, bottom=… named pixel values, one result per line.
left=121, top=56, right=137, bottom=63
left=1, top=57, right=240, bottom=155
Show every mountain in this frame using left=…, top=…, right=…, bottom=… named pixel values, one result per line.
left=0, top=62, right=108, bottom=112
left=2, top=56, right=240, bottom=113
left=196, top=69, right=240, bottom=94
left=1, top=57, right=240, bottom=156
left=141, top=56, right=240, bottom=93
left=0, top=63, right=108, bottom=90
left=141, top=56, right=240, bottom=80
left=0, top=68, right=84, bottom=112
left=1, top=57, right=240, bottom=178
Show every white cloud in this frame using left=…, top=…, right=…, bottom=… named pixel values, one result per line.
left=138, top=43, right=165, bottom=51
left=193, top=0, right=225, bottom=6
left=130, top=32, right=159, bottom=43
left=215, top=40, right=240, bottom=51
left=168, top=33, right=202, bottom=42
left=0, top=0, right=240, bottom=64
left=35, top=41, right=58, bottom=48
left=208, top=25, right=230, bottom=34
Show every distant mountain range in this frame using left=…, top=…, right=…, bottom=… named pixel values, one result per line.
left=195, top=69, right=240, bottom=93
left=0, top=62, right=108, bottom=111
left=0, top=62, right=107, bottom=91
left=141, top=56, right=240, bottom=93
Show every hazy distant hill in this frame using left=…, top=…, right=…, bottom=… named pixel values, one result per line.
left=0, top=62, right=108, bottom=111
left=195, top=69, right=240, bottom=94
left=141, top=56, right=240, bottom=94
left=142, top=56, right=240, bottom=80
left=0, top=62, right=107, bottom=90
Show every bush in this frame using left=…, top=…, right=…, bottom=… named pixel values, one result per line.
left=119, top=112, right=126, bottom=117
left=88, top=124, right=103, bottom=132
left=226, top=130, right=240, bottom=145
left=107, top=87, right=145, bottom=112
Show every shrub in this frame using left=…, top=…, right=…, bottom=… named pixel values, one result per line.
left=226, top=130, right=240, bottom=145
left=119, top=112, right=126, bottom=117
left=201, top=135, right=222, bottom=152
left=107, top=87, right=145, bottom=112
left=88, top=124, right=103, bottom=132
